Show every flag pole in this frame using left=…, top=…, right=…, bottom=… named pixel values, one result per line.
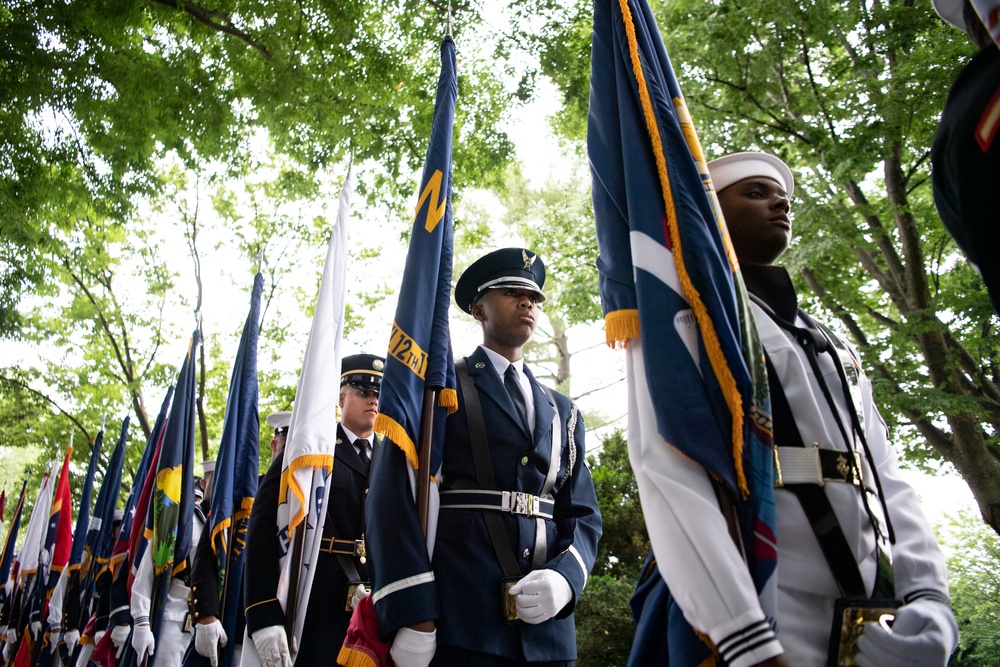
left=415, top=389, right=439, bottom=535
left=284, top=523, right=305, bottom=653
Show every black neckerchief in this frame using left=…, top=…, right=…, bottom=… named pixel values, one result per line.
left=741, top=262, right=799, bottom=323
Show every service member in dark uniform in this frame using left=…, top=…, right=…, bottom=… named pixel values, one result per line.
left=243, top=354, right=384, bottom=667
left=264, top=411, right=291, bottom=460
left=931, top=0, right=1000, bottom=313
left=367, top=248, right=603, bottom=667
left=188, top=412, right=290, bottom=665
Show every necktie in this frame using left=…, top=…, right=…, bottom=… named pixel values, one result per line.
left=504, top=364, right=530, bottom=434
left=357, top=438, right=371, bottom=472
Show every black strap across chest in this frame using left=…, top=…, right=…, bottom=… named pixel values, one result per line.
left=455, top=359, right=522, bottom=580
left=756, top=297, right=895, bottom=600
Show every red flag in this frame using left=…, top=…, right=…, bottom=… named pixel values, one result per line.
left=50, top=447, right=75, bottom=576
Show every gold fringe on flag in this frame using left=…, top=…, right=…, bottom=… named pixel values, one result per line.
left=373, top=414, right=418, bottom=470
left=438, top=387, right=458, bottom=415
left=618, top=0, right=748, bottom=497
left=605, top=309, right=640, bottom=349
left=280, top=454, right=334, bottom=536
left=336, top=645, right=379, bottom=667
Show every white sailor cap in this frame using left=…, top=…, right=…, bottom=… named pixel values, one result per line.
left=932, top=0, right=965, bottom=29
left=266, top=411, right=292, bottom=435
left=708, top=152, right=795, bottom=198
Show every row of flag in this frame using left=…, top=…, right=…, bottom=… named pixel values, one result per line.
left=3, top=1, right=778, bottom=663
left=0, top=269, right=263, bottom=667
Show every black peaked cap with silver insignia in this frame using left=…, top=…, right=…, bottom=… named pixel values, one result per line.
left=341, top=353, right=385, bottom=394
left=455, top=247, right=547, bottom=314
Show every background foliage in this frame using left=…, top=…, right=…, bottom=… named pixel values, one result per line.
left=3, top=0, right=1000, bottom=660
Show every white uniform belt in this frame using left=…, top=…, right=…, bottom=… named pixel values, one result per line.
left=439, top=489, right=554, bottom=519
left=169, top=579, right=191, bottom=599
left=774, top=446, right=862, bottom=487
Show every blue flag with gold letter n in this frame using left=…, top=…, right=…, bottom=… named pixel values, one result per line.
left=374, top=35, right=458, bottom=477
left=588, top=0, right=777, bottom=664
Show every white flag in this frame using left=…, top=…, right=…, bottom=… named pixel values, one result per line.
left=16, top=463, right=56, bottom=579
left=276, top=166, right=354, bottom=657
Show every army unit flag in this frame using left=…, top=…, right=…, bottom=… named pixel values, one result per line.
left=373, top=35, right=459, bottom=480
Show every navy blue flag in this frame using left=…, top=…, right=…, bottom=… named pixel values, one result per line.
left=0, top=479, right=28, bottom=589
left=68, top=430, right=105, bottom=572
left=71, top=415, right=130, bottom=630
left=113, top=389, right=172, bottom=575
left=185, top=274, right=262, bottom=667
left=89, top=417, right=129, bottom=569
left=588, top=0, right=776, bottom=663
left=373, top=35, right=458, bottom=477
left=147, top=331, right=199, bottom=639
left=103, top=391, right=170, bottom=667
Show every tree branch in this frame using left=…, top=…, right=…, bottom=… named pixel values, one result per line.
left=149, top=0, right=273, bottom=59
left=0, top=375, right=91, bottom=443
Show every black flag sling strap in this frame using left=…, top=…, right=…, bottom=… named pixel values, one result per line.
left=751, top=295, right=895, bottom=600
left=445, top=359, right=562, bottom=622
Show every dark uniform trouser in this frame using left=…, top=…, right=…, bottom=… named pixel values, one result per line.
left=432, top=646, right=572, bottom=667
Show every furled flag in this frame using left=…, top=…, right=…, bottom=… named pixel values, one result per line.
left=31, top=446, right=75, bottom=664
left=62, top=416, right=129, bottom=663
left=124, top=392, right=173, bottom=590
left=185, top=273, right=262, bottom=667
left=588, top=0, right=776, bottom=664
left=0, top=480, right=28, bottom=591
left=343, top=36, right=458, bottom=667
left=7, top=465, right=54, bottom=665
left=265, top=167, right=353, bottom=660
left=95, top=391, right=172, bottom=666
left=48, top=428, right=105, bottom=654
left=86, top=417, right=130, bottom=594
left=145, top=330, right=199, bottom=638
left=0, top=480, right=23, bottom=655
left=0, top=485, right=6, bottom=546
left=373, top=35, right=459, bottom=480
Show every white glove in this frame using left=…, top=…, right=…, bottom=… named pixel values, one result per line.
left=2, top=629, right=16, bottom=662
left=131, top=622, right=155, bottom=660
left=49, top=632, right=59, bottom=654
left=857, top=599, right=958, bottom=667
left=94, top=630, right=105, bottom=645
left=194, top=619, right=228, bottom=667
left=350, top=584, right=370, bottom=611
left=30, top=620, right=41, bottom=639
left=110, top=624, right=130, bottom=659
left=251, top=625, right=291, bottom=667
left=509, top=569, right=573, bottom=625
left=64, top=629, right=80, bottom=654
left=389, top=627, right=436, bottom=667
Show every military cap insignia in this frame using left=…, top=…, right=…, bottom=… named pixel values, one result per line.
left=373, top=359, right=384, bottom=371
left=522, top=249, right=536, bottom=270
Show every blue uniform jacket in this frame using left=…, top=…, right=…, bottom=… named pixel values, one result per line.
left=367, top=346, right=602, bottom=662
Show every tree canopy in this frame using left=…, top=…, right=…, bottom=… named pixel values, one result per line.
left=537, top=0, right=1000, bottom=533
